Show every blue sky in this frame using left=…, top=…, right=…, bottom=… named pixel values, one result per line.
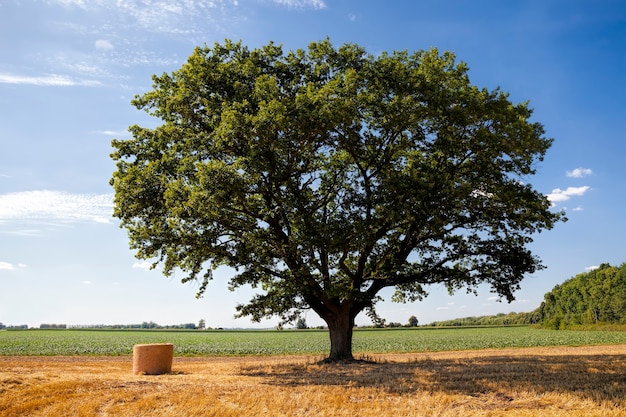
left=0, top=0, right=624, bottom=329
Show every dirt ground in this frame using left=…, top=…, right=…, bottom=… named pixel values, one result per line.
left=1, top=345, right=626, bottom=416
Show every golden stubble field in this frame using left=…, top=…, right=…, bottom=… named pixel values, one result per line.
left=1, top=345, right=626, bottom=417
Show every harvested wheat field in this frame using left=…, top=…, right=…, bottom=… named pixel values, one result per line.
left=1, top=345, right=626, bottom=417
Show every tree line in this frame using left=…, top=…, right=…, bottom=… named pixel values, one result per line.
left=429, top=311, right=541, bottom=327
left=536, top=263, right=626, bottom=329
left=430, top=263, right=626, bottom=329
left=68, top=321, right=202, bottom=330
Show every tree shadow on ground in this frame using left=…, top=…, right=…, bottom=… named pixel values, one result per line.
left=240, top=353, right=626, bottom=407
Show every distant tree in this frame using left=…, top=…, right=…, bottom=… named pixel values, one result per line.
left=111, top=39, right=563, bottom=362
left=39, top=324, right=66, bottom=329
left=0, top=323, right=5, bottom=330
left=296, top=317, right=308, bottom=329
left=198, top=319, right=206, bottom=329
left=408, top=315, right=419, bottom=327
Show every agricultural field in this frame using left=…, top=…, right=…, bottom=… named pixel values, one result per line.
left=2, top=326, right=626, bottom=356
left=2, top=344, right=626, bottom=416
left=2, top=327, right=626, bottom=416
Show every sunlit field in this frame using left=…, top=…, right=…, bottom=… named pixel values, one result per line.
left=2, top=327, right=626, bottom=416
left=1, top=345, right=626, bottom=416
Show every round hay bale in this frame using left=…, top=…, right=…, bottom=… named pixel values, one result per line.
left=132, top=343, right=174, bottom=375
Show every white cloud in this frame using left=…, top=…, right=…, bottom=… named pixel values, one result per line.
left=566, top=167, right=593, bottom=178
left=0, top=73, right=100, bottom=87
left=82, top=280, right=93, bottom=285
left=95, top=39, right=114, bottom=51
left=0, top=191, right=114, bottom=224
left=92, top=216, right=113, bottom=224
left=132, top=261, right=154, bottom=271
left=546, top=186, right=590, bottom=204
left=0, top=262, right=15, bottom=271
left=585, top=265, right=600, bottom=271
left=572, top=206, right=584, bottom=212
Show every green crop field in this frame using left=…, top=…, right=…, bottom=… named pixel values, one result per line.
left=1, top=326, right=626, bottom=356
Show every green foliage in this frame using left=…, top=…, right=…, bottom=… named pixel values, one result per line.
left=537, top=263, right=626, bottom=329
left=110, top=38, right=562, bottom=359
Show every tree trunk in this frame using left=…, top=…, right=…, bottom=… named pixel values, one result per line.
left=324, top=310, right=355, bottom=362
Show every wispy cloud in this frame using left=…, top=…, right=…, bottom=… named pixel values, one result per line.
left=547, top=186, right=590, bottom=204
left=0, top=191, right=114, bottom=224
left=46, top=0, right=89, bottom=7
left=585, top=265, right=600, bottom=271
left=566, top=167, right=593, bottom=178
left=0, top=262, right=26, bottom=271
left=92, top=129, right=129, bottom=137
left=95, top=39, right=114, bottom=51
left=0, top=262, right=15, bottom=271
left=45, top=0, right=322, bottom=32
left=28, top=1, right=241, bottom=86
left=272, top=0, right=326, bottom=9
left=69, top=0, right=241, bottom=34
left=0, top=229, right=46, bottom=237
left=0, top=73, right=100, bottom=87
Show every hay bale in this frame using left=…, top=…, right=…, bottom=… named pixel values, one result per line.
left=132, top=343, right=174, bottom=375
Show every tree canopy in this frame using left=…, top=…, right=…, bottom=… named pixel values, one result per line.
left=110, top=39, right=563, bottom=361
left=538, top=263, right=626, bottom=329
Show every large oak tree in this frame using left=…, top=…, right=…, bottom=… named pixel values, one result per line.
left=110, top=39, right=563, bottom=361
